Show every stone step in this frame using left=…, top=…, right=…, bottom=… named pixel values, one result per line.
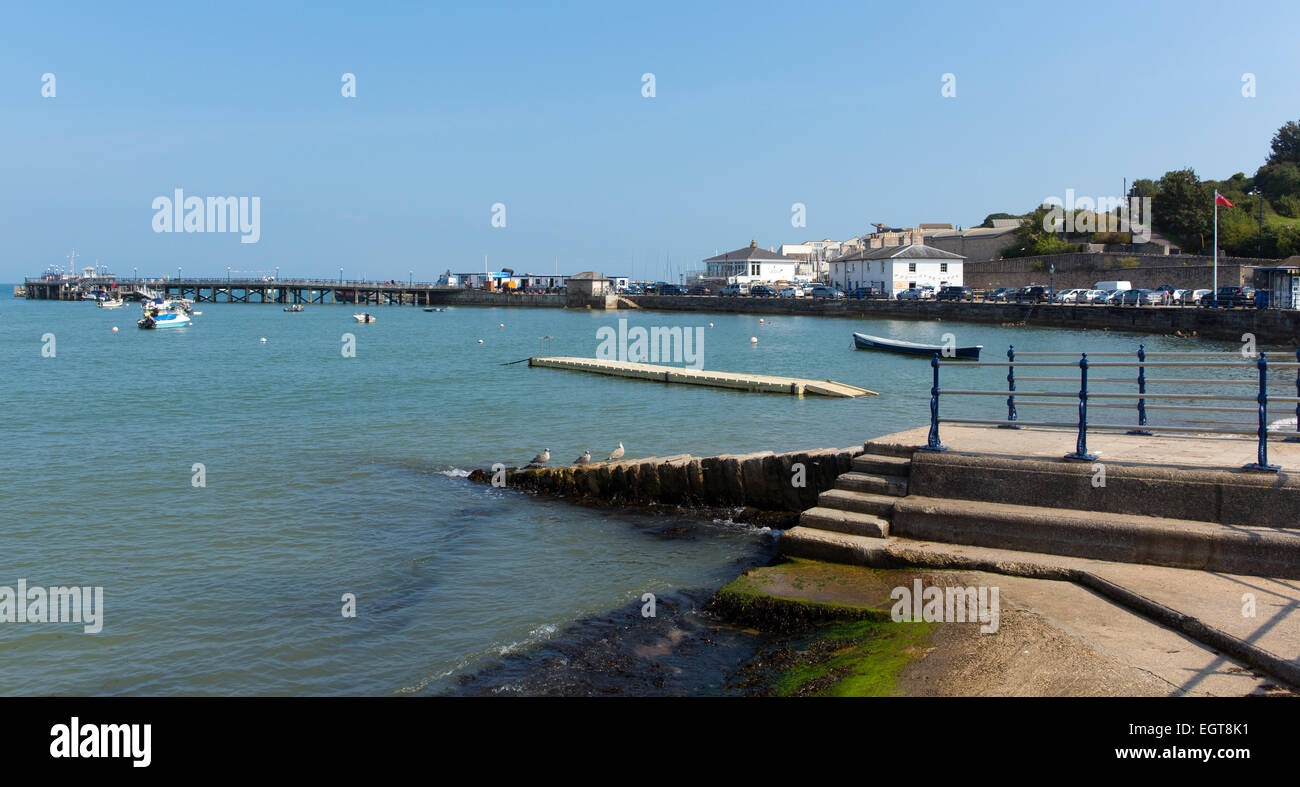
left=851, top=453, right=912, bottom=476
left=862, top=440, right=915, bottom=459
left=797, top=507, right=890, bottom=538
left=835, top=471, right=909, bottom=497
left=816, top=488, right=899, bottom=518
left=889, top=495, right=1300, bottom=579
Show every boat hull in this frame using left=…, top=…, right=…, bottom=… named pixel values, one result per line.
left=852, top=332, right=981, bottom=360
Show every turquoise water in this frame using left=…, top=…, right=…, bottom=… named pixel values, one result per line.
left=0, top=294, right=1261, bottom=694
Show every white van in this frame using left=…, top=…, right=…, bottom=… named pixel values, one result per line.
left=1094, top=280, right=1132, bottom=292
left=721, top=282, right=749, bottom=296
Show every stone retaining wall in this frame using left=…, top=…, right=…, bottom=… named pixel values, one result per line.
left=468, top=446, right=863, bottom=521
left=625, top=295, right=1300, bottom=344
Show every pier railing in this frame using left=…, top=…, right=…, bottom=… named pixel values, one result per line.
left=923, top=347, right=1300, bottom=471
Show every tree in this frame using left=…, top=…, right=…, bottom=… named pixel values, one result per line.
left=1151, top=168, right=1212, bottom=251
left=1255, top=162, right=1300, bottom=200
left=999, top=207, right=1082, bottom=258
left=1267, top=120, right=1300, bottom=166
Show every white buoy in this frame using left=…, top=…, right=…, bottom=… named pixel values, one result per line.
left=111, top=326, right=119, bottom=332
left=758, top=319, right=764, bottom=324
left=750, top=336, right=758, bottom=344
left=499, top=323, right=504, bottom=328
left=260, top=337, right=267, bottom=343
left=708, top=322, right=714, bottom=328
left=477, top=339, right=484, bottom=344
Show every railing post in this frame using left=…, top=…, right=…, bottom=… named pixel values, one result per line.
left=1288, top=347, right=1300, bottom=443
left=1065, top=353, right=1099, bottom=461
left=1127, top=344, right=1152, bottom=435
left=922, top=352, right=947, bottom=451
left=999, top=344, right=1020, bottom=428
left=1243, top=352, right=1281, bottom=471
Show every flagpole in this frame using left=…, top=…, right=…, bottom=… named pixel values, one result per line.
left=1213, top=195, right=1219, bottom=305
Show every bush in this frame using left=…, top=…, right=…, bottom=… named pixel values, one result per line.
left=1275, top=194, right=1300, bottom=218
left=1116, top=257, right=1140, bottom=268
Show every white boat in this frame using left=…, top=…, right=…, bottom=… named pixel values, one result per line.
left=97, top=299, right=123, bottom=309
left=353, top=313, right=376, bottom=323
left=137, top=311, right=191, bottom=329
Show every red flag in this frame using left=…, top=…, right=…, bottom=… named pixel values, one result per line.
left=1215, top=191, right=1234, bottom=207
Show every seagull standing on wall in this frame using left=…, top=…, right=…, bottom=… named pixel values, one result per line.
left=574, top=450, right=591, bottom=466
left=529, top=448, right=550, bottom=466
left=606, top=442, right=624, bottom=461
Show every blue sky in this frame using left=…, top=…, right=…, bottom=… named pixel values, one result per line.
left=2, top=0, right=1297, bottom=282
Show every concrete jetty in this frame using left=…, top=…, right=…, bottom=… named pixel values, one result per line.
left=528, top=356, right=877, bottom=398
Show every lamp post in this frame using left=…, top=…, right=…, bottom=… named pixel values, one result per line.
left=339, top=267, right=343, bottom=284
left=409, top=270, right=413, bottom=287
left=1049, top=263, right=1055, bottom=302
left=1252, top=188, right=1264, bottom=257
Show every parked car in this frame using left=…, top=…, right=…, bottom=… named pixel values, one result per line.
left=986, top=287, right=1014, bottom=302
left=1056, top=288, right=1088, bottom=304
left=896, top=288, right=925, bottom=301
left=659, top=284, right=687, bottom=296
left=686, top=285, right=713, bottom=296
left=847, top=286, right=885, bottom=299
left=1206, top=286, right=1255, bottom=307
left=749, top=284, right=778, bottom=297
left=918, top=285, right=937, bottom=300
left=1183, top=288, right=1211, bottom=305
left=1115, top=288, right=1161, bottom=305
left=1013, top=286, right=1050, bottom=303
left=809, top=285, right=846, bottom=299
left=935, top=286, right=973, bottom=301
left=720, top=283, right=749, bottom=296
left=778, top=286, right=805, bottom=298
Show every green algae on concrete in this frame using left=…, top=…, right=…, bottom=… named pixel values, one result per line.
left=708, top=558, right=934, bottom=696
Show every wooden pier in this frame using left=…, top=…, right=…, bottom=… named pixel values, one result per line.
left=21, top=276, right=463, bottom=306
left=528, top=356, right=877, bottom=398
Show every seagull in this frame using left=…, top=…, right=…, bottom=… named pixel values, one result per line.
left=529, top=448, right=550, bottom=465
left=574, top=450, right=591, bottom=466
left=605, top=442, right=624, bottom=461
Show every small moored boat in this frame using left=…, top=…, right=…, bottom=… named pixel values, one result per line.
left=852, top=332, right=982, bottom=360
left=353, top=313, right=376, bottom=323
left=138, top=311, right=192, bottom=329
left=284, top=304, right=305, bottom=312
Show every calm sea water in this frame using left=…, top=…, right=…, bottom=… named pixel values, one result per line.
left=0, top=292, right=1263, bottom=695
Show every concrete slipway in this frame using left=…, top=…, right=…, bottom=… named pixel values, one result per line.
left=783, top=425, right=1300, bottom=692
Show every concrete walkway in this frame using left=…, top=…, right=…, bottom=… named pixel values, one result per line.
left=876, top=424, right=1300, bottom=470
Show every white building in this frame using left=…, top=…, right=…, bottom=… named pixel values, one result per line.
left=703, top=240, right=801, bottom=284
left=828, top=243, right=965, bottom=296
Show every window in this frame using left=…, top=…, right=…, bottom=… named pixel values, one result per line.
left=940, top=263, right=948, bottom=273
left=908, top=262, right=916, bottom=272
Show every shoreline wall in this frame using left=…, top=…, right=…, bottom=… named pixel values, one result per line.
left=467, top=446, right=863, bottom=524
left=431, top=289, right=1300, bottom=344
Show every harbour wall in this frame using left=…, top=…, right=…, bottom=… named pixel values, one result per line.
left=467, top=446, right=864, bottom=525
left=624, top=296, right=1300, bottom=344
left=431, top=288, right=1300, bottom=344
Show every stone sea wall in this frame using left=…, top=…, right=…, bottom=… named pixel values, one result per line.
left=468, top=446, right=863, bottom=524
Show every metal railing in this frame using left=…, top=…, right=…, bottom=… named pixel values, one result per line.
left=923, top=346, right=1300, bottom=471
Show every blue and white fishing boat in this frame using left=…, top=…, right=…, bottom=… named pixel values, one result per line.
left=137, top=299, right=193, bottom=329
